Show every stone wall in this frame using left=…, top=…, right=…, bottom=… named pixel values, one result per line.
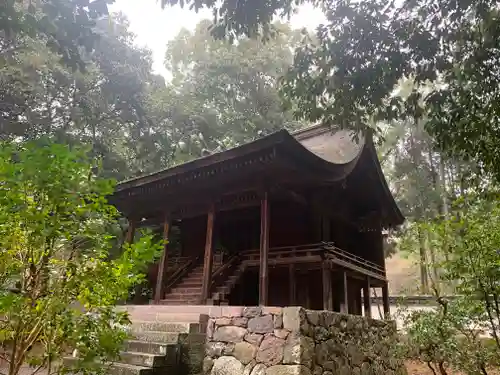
left=203, top=306, right=406, bottom=375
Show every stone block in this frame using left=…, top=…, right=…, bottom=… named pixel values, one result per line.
left=256, top=336, right=285, bottom=366
left=283, top=333, right=314, bottom=368
left=274, top=314, right=283, bottom=329
left=306, top=311, right=319, bottom=326
left=322, top=362, right=336, bottom=372
left=203, top=357, right=214, bottom=374
left=220, top=307, right=244, bottom=317
left=211, top=356, right=244, bottom=375
left=245, top=333, right=264, bottom=346
left=206, top=342, right=225, bottom=357
left=266, top=365, right=312, bottom=375
left=234, top=342, right=258, bottom=365
left=223, top=343, right=235, bottom=355
left=207, top=320, right=215, bottom=339
left=243, top=360, right=257, bottom=375
left=244, top=307, right=262, bottom=318
left=283, top=307, right=309, bottom=334
left=248, top=315, right=274, bottom=333
left=213, top=326, right=247, bottom=343
left=282, top=307, right=302, bottom=331
left=274, top=329, right=289, bottom=339
left=233, top=317, right=249, bottom=327
left=215, top=318, right=232, bottom=326
left=263, top=307, right=283, bottom=315
left=313, top=326, right=330, bottom=342
left=251, top=364, right=267, bottom=375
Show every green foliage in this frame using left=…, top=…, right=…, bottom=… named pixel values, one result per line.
left=147, top=20, right=304, bottom=165
left=159, top=0, right=305, bottom=42
left=402, top=298, right=496, bottom=375
left=0, top=12, right=165, bottom=180
left=400, top=196, right=500, bottom=374
left=0, top=0, right=114, bottom=70
left=164, top=0, right=500, bottom=181
left=2, top=11, right=304, bottom=180
left=0, top=141, right=162, bottom=375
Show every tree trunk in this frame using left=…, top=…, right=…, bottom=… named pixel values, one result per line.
left=418, top=225, right=429, bottom=294
left=409, top=123, right=428, bottom=294
left=439, top=157, right=449, bottom=219
left=427, top=148, right=440, bottom=286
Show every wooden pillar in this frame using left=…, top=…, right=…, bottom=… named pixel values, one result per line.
left=154, top=216, right=170, bottom=304
left=363, top=276, right=372, bottom=318
left=289, top=264, right=296, bottom=305
left=259, top=191, right=270, bottom=306
left=125, top=219, right=136, bottom=244
left=322, top=262, right=333, bottom=310
left=382, top=281, right=390, bottom=319
left=340, top=270, right=348, bottom=314
left=201, top=205, right=215, bottom=304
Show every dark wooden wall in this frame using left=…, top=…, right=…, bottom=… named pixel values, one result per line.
left=355, top=230, right=385, bottom=268
left=180, top=215, right=208, bottom=257
left=269, top=201, right=312, bottom=248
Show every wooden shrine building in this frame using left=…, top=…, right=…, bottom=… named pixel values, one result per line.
left=110, top=125, right=404, bottom=318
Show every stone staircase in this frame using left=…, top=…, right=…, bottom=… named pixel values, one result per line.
left=66, top=308, right=208, bottom=375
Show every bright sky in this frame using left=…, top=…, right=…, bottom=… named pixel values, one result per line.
left=109, top=1, right=326, bottom=78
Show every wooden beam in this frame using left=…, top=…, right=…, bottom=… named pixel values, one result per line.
left=259, top=191, right=270, bottom=306
left=201, top=205, right=215, bottom=304
left=124, top=219, right=136, bottom=244
left=322, top=263, right=333, bottom=310
left=363, top=276, right=372, bottom=319
left=340, top=270, right=349, bottom=314
left=289, top=264, right=296, bottom=305
left=154, top=216, right=170, bottom=304
left=382, top=281, right=390, bottom=319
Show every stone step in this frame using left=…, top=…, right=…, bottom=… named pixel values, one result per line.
left=125, top=340, right=179, bottom=355
left=119, top=351, right=176, bottom=368
left=127, top=312, right=207, bottom=323
left=120, top=304, right=241, bottom=316
left=63, top=357, right=167, bottom=375
left=131, top=321, right=199, bottom=333
left=160, top=299, right=200, bottom=306
left=131, top=331, right=182, bottom=344
left=109, top=362, right=158, bottom=375
left=159, top=300, right=200, bottom=306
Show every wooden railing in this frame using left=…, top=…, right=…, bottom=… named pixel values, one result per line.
left=241, top=244, right=324, bottom=262
left=210, top=254, right=241, bottom=293
left=321, top=242, right=385, bottom=276
left=240, top=243, right=385, bottom=278
left=164, top=254, right=202, bottom=294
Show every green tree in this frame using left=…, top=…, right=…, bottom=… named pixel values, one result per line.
left=400, top=195, right=500, bottom=374
left=152, top=20, right=304, bottom=164
left=0, top=140, right=162, bottom=375
left=160, top=0, right=500, bottom=181
left=1, top=0, right=113, bottom=70
left=0, top=13, right=163, bottom=180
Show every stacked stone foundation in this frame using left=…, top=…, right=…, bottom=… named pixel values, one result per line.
left=204, top=306, right=406, bottom=375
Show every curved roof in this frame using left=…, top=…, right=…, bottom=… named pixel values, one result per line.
left=114, top=125, right=404, bottom=227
